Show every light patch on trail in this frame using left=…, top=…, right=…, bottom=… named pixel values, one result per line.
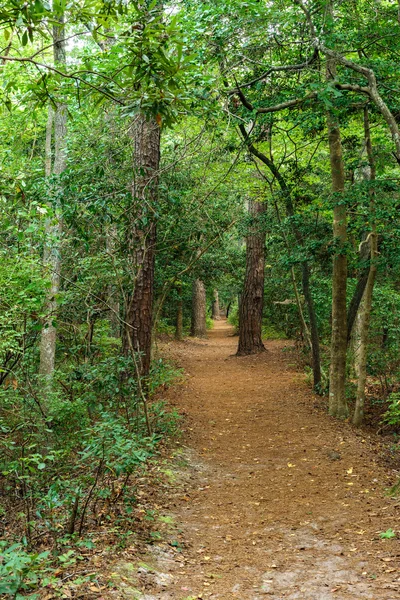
left=258, top=525, right=375, bottom=599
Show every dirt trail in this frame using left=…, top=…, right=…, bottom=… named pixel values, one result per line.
left=124, top=321, right=400, bottom=599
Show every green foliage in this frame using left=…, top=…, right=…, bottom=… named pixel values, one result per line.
left=382, top=393, right=400, bottom=428
left=262, top=323, right=286, bottom=341
left=227, top=303, right=239, bottom=332
left=0, top=541, right=51, bottom=598
left=379, top=529, right=396, bottom=539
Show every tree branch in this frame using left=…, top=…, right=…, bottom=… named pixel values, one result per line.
left=293, top=0, right=400, bottom=163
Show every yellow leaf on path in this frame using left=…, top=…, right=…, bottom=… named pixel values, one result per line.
left=287, top=463, right=295, bottom=468
left=347, top=467, right=353, bottom=474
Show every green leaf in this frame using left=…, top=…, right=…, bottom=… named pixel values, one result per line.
left=379, top=529, right=396, bottom=539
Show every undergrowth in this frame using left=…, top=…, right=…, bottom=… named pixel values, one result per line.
left=0, top=342, right=183, bottom=598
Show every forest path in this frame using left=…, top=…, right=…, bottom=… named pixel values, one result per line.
left=130, top=321, right=400, bottom=599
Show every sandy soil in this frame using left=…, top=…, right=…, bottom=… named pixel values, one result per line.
left=113, top=320, right=400, bottom=599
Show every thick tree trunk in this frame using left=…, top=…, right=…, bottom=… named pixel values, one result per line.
left=123, top=115, right=160, bottom=377
left=191, top=279, right=207, bottom=337
left=239, top=124, right=321, bottom=385
left=353, top=108, right=378, bottom=426
left=212, top=289, right=220, bottom=320
left=237, top=199, right=266, bottom=355
left=327, top=56, right=348, bottom=419
left=39, top=20, right=66, bottom=380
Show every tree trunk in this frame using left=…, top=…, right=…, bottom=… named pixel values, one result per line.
left=191, top=279, right=207, bottom=337
left=237, top=199, right=266, bottom=355
left=123, top=114, right=160, bottom=377
left=353, top=108, right=378, bottom=426
left=301, top=262, right=322, bottom=390
left=39, top=20, right=67, bottom=380
left=106, top=226, right=120, bottom=337
left=175, top=285, right=183, bottom=341
left=327, top=56, right=348, bottom=419
left=212, top=289, right=220, bottom=320
left=239, top=124, right=321, bottom=385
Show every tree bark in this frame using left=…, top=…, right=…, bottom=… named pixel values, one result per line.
left=39, top=19, right=67, bottom=380
left=327, top=56, right=348, bottom=419
left=106, top=225, right=120, bottom=337
left=301, top=262, right=322, bottom=390
left=237, top=199, right=266, bottom=355
left=353, top=108, right=378, bottom=426
left=191, top=279, right=207, bottom=337
left=238, top=124, right=321, bottom=386
left=123, top=114, right=160, bottom=377
left=212, top=289, right=220, bottom=320
left=175, top=285, right=183, bottom=341
left=347, top=265, right=370, bottom=341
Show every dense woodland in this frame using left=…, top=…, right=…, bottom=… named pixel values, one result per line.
left=2, top=0, right=400, bottom=595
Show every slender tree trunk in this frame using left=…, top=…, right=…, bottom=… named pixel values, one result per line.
left=290, top=266, right=311, bottom=347
left=106, top=226, right=120, bottom=337
left=212, top=289, right=221, bottom=320
left=327, top=56, right=348, bottom=419
left=175, top=285, right=183, bottom=341
left=123, top=114, right=160, bottom=377
left=301, top=262, right=322, bottom=390
left=237, top=199, right=266, bottom=355
left=353, top=108, right=378, bottom=426
left=191, top=279, right=207, bottom=337
left=39, top=20, right=67, bottom=380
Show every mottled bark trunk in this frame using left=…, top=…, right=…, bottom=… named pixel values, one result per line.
left=191, top=279, right=207, bottom=337
left=237, top=199, right=266, bottom=355
left=327, top=56, right=348, bottom=419
left=39, top=20, right=66, bottom=380
left=123, top=115, right=160, bottom=377
left=212, top=289, right=220, bottom=320
left=353, top=108, right=377, bottom=426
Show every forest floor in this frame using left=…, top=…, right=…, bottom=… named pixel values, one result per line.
left=109, top=320, right=400, bottom=600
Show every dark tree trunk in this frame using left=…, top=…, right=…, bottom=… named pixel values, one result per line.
left=191, top=279, right=207, bottom=337
left=238, top=123, right=321, bottom=387
left=175, top=286, right=183, bottom=341
left=123, top=115, right=160, bottom=377
left=237, top=199, right=266, bottom=355
left=301, top=262, right=322, bottom=390
left=212, top=289, right=221, bottom=320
